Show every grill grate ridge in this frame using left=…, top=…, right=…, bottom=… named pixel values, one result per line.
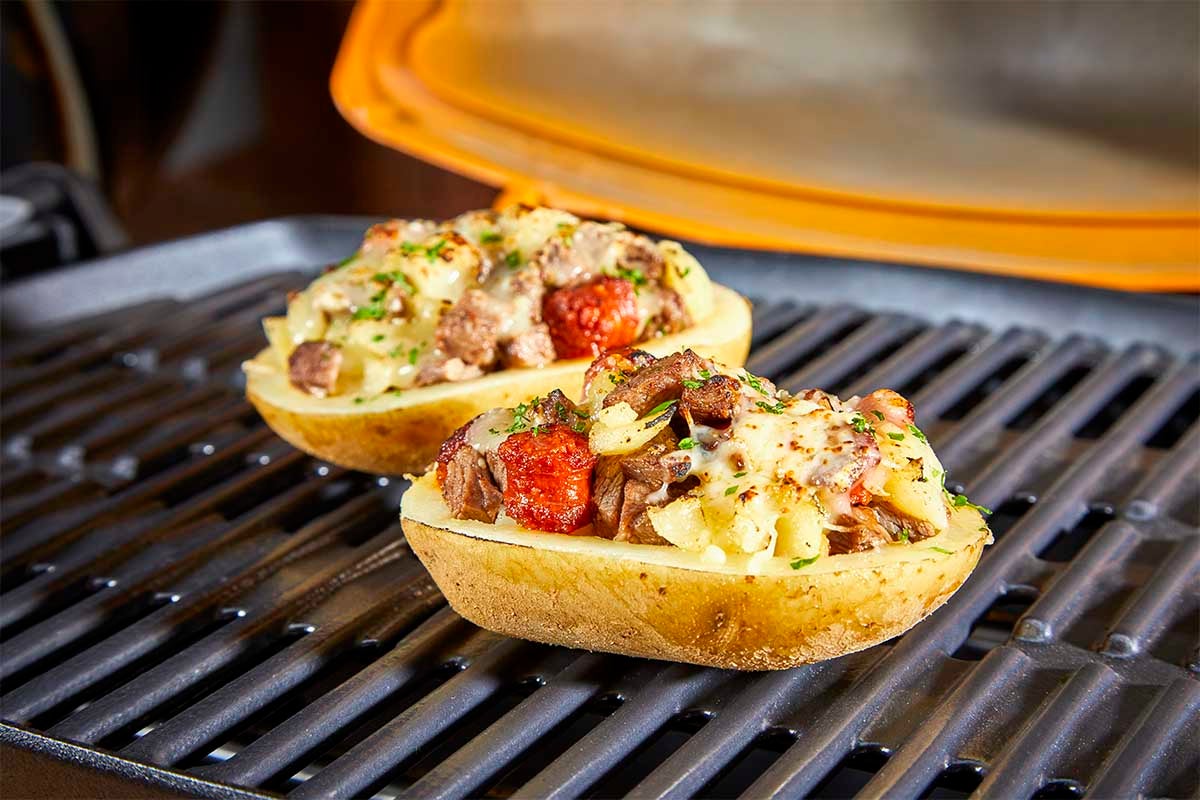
left=2, top=237, right=1197, bottom=800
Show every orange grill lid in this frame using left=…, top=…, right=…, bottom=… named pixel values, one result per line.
left=331, top=0, right=1200, bottom=290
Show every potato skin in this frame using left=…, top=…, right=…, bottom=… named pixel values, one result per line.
left=246, top=285, right=751, bottom=475
left=248, top=367, right=589, bottom=475
left=401, top=498, right=989, bottom=670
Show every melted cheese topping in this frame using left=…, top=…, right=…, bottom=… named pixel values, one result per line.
left=588, top=362, right=950, bottom=563
left=273, top=206, right=715, bottom=397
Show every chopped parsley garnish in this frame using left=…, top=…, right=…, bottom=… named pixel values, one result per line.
left=887, top=432, right=905, bottom=441
left=400, top=241, right=420, bottom=255
left=740, top=371, right=769, bottom=396
left=929, top=546, right=954, bottom=555
left=505, top=397, right=539, bottom=433
left=790, top=555, right=819, bottom=569
left=371, top=334, right=385, bottom=342
left=615, top=266, right=647, bottom=286
left=647, top=399, right=677, bottom=417
left=682, top=379, right=703, bottom=389
left=756, top=400, right=785, bottom=415
left=425, top=239, right=447, bottom=262
left=678, top=437, right=697, bottom=450
left=907, top=424, right=928, bottom=444
left=390, top=389, right=403, bottom=397
left=699, top=368, right=712, bottom=380
left=571, top=420, right=587, bottom=433
left=372, top=270, right=415, bottom=294
left=573, top=408, right=590, bottom=418
left=351, top=302, right=386, bottom=321
left=676, top=264, right=691, bottom=278
left=408, top=347, right=420, bottom=365
left=480, top=230, right=502, bottom=244
left=336, top=254, right=356, bottom=268
left=949, top=493, right=992, bottom=515
left=870, top=410, right=885, bottom=421
left=505, top=250, right=521, bottom=269
left=898, top=529, right=911, bottom=543
left=353, top=397, right=366, bottom=405
left=850, top=414, right=875, bottom=435
left=725, top=485, right=739, bottom=496
left=489, top=427, right=500, bottom=435
left=733, top=471, right=747, bottom=478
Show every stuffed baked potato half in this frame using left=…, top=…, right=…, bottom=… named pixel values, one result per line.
left=400, top=350, right=992, bottom=670
left=244, top=206, right=751, bottom=474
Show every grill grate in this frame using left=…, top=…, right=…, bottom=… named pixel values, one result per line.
left=1, top=220, right=1197, bottom=799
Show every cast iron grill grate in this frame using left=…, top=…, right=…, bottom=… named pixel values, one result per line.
left=1, top=222, right=1197, bottom=800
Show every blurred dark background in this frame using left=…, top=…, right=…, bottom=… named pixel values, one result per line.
left=1, top=0, right=495, bottom=248
left=2, top=0, right=1196, bottom=288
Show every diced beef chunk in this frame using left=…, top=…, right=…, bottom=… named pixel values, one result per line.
left=828, top=501, right=937, bottom=554
left=485, top=451, right=507, bottom=492
left=591, top=428, right=683, bottom=545
left=826, top=524, right=891, bottom=555
left=603, top=349, right=707, bottom=416
left=613, top=231, right=666, bottom=282
left=648, top=289, right=692, bottom=336
left=530, top=389, right=581, bottom=427
left=591, top=456, right=627, bottom=539
left=534, top=238, right=600, bottom=288
left=617, top=427, right=680, bottom=484
left=288, top=341, right=342, bottom=397
left=436, top=289, right=501, bottom=368
left=853, top=502, right=938, bottom=542
left=502, top=323, right=556, bottom=368
left=440, top=442, right=503, bottom=523
left=416, top=356, right=484, bottom=386
left=681, top=375, right=740, bottom=427
left=615, top=480, right=672, bottom=545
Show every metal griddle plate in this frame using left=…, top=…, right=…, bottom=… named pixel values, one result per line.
left=0, top=217, right=1197, bottom=800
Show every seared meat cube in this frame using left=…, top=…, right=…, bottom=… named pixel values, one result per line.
left=502, top=323, right=556, bottom=368
left=437, top=430, right=503, bottom=524
left=288, top=341, right=342, bottom=397
left=435, top=289, right=502, bottom=368
left=681, top=375, right=741, bottom=427
left=647, top=289, right=692, bottom=336
left=603, top=349, right=707, bottom=416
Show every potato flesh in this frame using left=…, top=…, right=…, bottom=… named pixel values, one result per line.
left=627, top=378, right=950, bottom=563
left=660, top=240, right=714, bottom=322
left=589, top=402, right=673, bottom=456
left=877, top=421, right=949, bottom=530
